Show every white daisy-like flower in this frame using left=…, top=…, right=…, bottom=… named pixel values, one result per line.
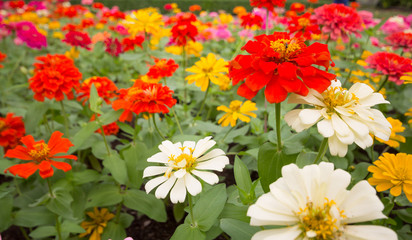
left=247, top=162, right=397, bottom=240
left=284, top=79, right=391, bottom=157
left=143, top=136, right=229, bottom=203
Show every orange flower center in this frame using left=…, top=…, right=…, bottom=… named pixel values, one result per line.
left=270, top=39, right=302, bottom=60
left=155, top=59, right=168, bottom=69
left=298, top=18, right=310, bottom=27
left=29, top=143, right=50, bottom=162
left=0, top=120, right=6, bottom=132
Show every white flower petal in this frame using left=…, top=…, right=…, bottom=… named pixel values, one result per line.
left=196, top=148, right=226, bottom=162
left=193, top=136, right=215, bottom=158
left=147, top=152, right=169, bottom=163
left=170, top=177, right=187, bottom=203
left=359, top=92, right=389, bottom=106
left=251, top=226, right=301, bottom=240
left=158, top=140, right=179, bottom=156
left=191, top=170, right=219, bottom=185
left=328, top=135, right=348, bottom=157
left=185, top=174, right=202, bottom=196
left=145, top=176, right=168, bottom=194
left=331, top=114, right=351, bottom=137
left=195, top=156, right=229, bottom=171
left=348, top=82, right=374, bottom=99
left=299, top=109, right=322, bottom=125
left=143, top=166, right=168, bottom=178
left=341, top=116, right=369, bottom=137
left=155, top=175, right=176, bottom=199
left=344, top=225, right=397, bottom=240
left=174, top=169, right=187, bottom=178
left=317, top=119, right=334, bottom=138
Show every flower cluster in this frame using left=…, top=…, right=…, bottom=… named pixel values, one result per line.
left=0, top=113, right=25, bottom=151
left=76, top=76, right=118, bottom=104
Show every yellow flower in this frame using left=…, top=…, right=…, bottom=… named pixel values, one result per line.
left=84, top=12, right=94, bottom=19
left=139, top=75, right=161, bottom=84
left=216, top=74, right=231, bottom=91
left=122, top=9, right=164, bottom=36
left=165, top=41, right=203, bottom=57
left=400, top=72, right=412, bottom=84
left=48, top=21, right=60, bottom=30
left=79, top=208, right=115, bottom=240
left=217, top=100, right=257, bottom=127
left=405, top=108, right=412, bottom=125
left=95, top=23, right=105, bottom=29
left=185, top=53, right=228, bottom=91
left=368, top=153, right=412, bottom=202
left=219, top=13, right=233, bottom=24
left=52, top=31, right=64, bottom=39
left=65, top=47, right=80, bottom=60
left=375, top=117, right=405, bottom=148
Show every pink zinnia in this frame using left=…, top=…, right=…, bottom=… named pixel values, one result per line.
left=105, top=37, right=123, bottom=57
left=314, top=4, right=363, bottom=43
left=386, top=32, right=412, bottom=52
left=15, top=21, right=47, bottom=49
left=365, top=52, right=412, bottom=85
left=358, top=10, right=380, bottom=29
left=62, top=31, right=92, bottom=50
left=380, top=16, right=409, bottom=35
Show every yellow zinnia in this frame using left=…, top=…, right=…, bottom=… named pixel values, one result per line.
left=122, top=9, right=164, bottom=36
left=79, top=207, right=115, bottom=240
left=375, top=117, right=406, bottom=148
left=65, top=47, right=80, bottom=60
left=368, top=153, right=412, bottom=202
left=217, top=100, right=257, bottom=127
left=406, top=108, right=412, bottom=124
left=185, top=53, right=228, bottom=91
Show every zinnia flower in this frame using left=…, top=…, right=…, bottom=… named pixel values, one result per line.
left=314, top=4, right=364, bottom=42
left=90, top=114, right=119, bottom=136
left=112, top=80, right=177, bottom=122
left=143, top=137, right=229, bottom=203
left=4, top=131, right=77, bottom=179
left=249, top=0, right=286, bottom=11
left=79, top=207, right=115, bottom=240
left=0, top=51, right=6, bottom=68
left=121, top=35, right=144, bottom=51
left=229, top=32, right=335, bottom=103
left=290, top=3, right=305, bottom=13
left=186, top=53, right=228, bottom=91
left=284, top=80, right=391, bottom=157
left=375, top=117, right=406, bottom=148
left=368, top=153, right=412, bottom=202
left=365, top=51, right=412, bottom=85
left=248, top=162, right=397, bottom=240
left=406, top=108, right=412, bottom=124
left=15, top=21, right=47, bottom=49
left=62, top=30, right=92, bottom=50
left=385, top=32, right=412, bottom=52
left=0, top=113, right=25, bottom=151
left=380, top=16, right=409, bottom=35
left=287, top=12, right=321, bottom=40
left=29, top=54, right=82, bottom=101
left=122, top=9, right=164, bottom=36
left=76, top=76, right=118, bottom=105
left=217, top=100, right=257, bottom=127
left=104, top=37, right=123, bottom=57
left=170, top=21, right=198, bottom=46
left=147, top=58, right=179, bottom=79
left=240, top=13, right=263, bottom=29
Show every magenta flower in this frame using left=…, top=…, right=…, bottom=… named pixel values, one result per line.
left=380, top=16, right=409, bottom=35
left=358, top=10, right=380, bottom=29
left=15, top=21, right=47, bottom=49
left=104, top=37, right=123, bottom=57
left=366, top=52, right=412, bottom=85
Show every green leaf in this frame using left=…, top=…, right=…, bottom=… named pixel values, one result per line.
left=0, top=196, right=12, bottom=231
left=123, top=189, right=167, bottom=222
left=170, top=223, right=206, bottom=240
left=61, top=220, right=86, bottom=234
left=350, top=162, right=371, bottom=184
left=46, top=188, right=74, bottom=219
left=219, top=203, right=250, bottom=223
left=118, top=213, right=134, bottom=228
left=85, top=184, right=122, bottom=208
left=101, top=221, right=127, bottom=240
left=258, top=143, right=298, bottom=192
left=102, top=152, right=128, bottom=185
left=25, top=101, right=50, bottom=133
left=395, top=208, right=412, bottom=224
left=71, top=169, right=100, bottom=185
left=296, top=151, right=317, bottom=168
left=220, top=218, right=260, bottom=240
left=89, top=83, right=103, bottom=114
left=13, top=206, right=55, bottom=227
left=174, top=202, right=186, bottom=223
left=190, top=184, right=227, bottom=232
left=234, top=156, right=252, bottom=193
left=29, top=226, right=57, bottom=239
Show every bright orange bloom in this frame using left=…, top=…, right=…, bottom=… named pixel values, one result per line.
left=290, top=3, right=305, bottom=13
left=76, top=76, right=118, bottom=104
left=4, top=131, right=77, bottom=179
left=112, top=80, right=177, bottom=122
left=308, top=0, right=318, bottom=3
left=0, top=51, right=6, bottom=68
left=29, top=54, right=82, bottom=101
left=147, top=58, right=179, bottom=79
left=287, top=12, right=321, bottom=40
left=189, top=4, right=202, bottom=12
left=250, top=0, right=286, bottom=11
left=350, top=2, right=360, bottom=9
left=0, top=113, right=25, bottom=151
left=90, top=114, right=119, bottom=136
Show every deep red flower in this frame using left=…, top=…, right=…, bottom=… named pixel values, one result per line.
left=62, top=23, right=81, bottom=32
left=287, top=12, right=321, bottom=40
left=171, top=22, right=198, bottom=46
left=177, top=12, right=197, bottom=24
left=90, top=114, right=119, bottom=136
left=229, top=32, right=336, bottom=103
left=290, top=3, right=305, bottom=13
left=29, top=54, right=82, bottom=101
left=62, top=31, right=92, bottom=50
left=249, top=0, right=286, bottom=11
left=241, top=13, right=264, bottom=29
left=189, top=5, right=202, bottom=12
left=365, top=52, right=412, bottom=85
left=9, top=0, right=25, bottom=9
left=121, top=36, right=144, bottom=52
left=81, top=19, right=95, bottom=29
left=112, top=80, right=177, bottom=122
left=76, top=76, right=118, bottom=104
left=4, top=131, right=77, bottom=179
left=0, top=113, right=25, bottom=151
left=385, top=32, right=412, bottom=52
left=147, top=58, right=179, bottom=79
left=164, top=4, right=173, bottom=11
left=0, top=51, right=6, bottom=68
left=104, top=37, right=123, bottom=57
left=92, top=2, right=104, bottom=9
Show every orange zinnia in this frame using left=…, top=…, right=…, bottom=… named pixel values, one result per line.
left=147, top=58, right=179, bottom=79
left=112, top=80, right=177, bottom=122
left=0, top=113, right=25, bottom=151
left=0, top=51, right=6, bottom=68
left=4, top=131, right=77, bottom=179
left=29, top=54, right=82, bottom=101
left=76, top=76, right=118, bottom=104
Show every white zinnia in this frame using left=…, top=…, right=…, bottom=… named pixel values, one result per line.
left=247, top=162, right=397, bottom=240
left=284, top=79, right=391, bottom=157
left=143, top=136, right=229, bottom=203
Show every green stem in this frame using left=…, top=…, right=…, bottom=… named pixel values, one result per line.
left=222, top=127, right=235, bottom=142
left=43, top=114, right=52, bottom=135
left=314, top=138, right=328, bottom=164
left=133, top=118, right=140, bottom=143
left=100, top=126, right=111, bottom=156
left=115, top=201, right=122, bottom=224
left=377, top=75, right=389, bottom=92
left=188, top=194, right=196, bottom=227
left=231, top=37, right=245, bottom=60
left=14, top=178, right=22, bottom=196
left=152, top=114, right=166, bottom=140
left=325, top=35, right=331, bottom=45
left=171, top=107, right=183, bottom=135
left=46, top=178, right=54, bottom=198
left=275, top=103, right=282, bottom=151
left=59, top=101, right=70, bottom=138
left=55, top=215, right=62, bottom=240
left=182, top=47, right=187, bottom=104
left=19, top=227, right=30, bottom=240
left=263, top=100, right=268, bottom=132
left=195, top=80, right=210, bottom=119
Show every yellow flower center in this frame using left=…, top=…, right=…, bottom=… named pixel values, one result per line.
left=29, top=143, right=50, bottom=162
left=229, top=101, right=242, bottom=112
left=298, top=18, right=310, bottom=27
left=321, top=86, right=359, bottom=115
left=0, top=120, right=6, bottom=132
left=298, top=199, right=345, bottom=240
left=156, top=59, right=168, bottom=69
left=166, top=147, right=197, bottom=177
left=270, top=39, right=302, bottom=60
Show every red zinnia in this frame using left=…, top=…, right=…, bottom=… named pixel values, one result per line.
left=287, top=12, right=321, bottom=40
left=365, top=52, right=412, bottom=85
left=121, top=36, right=144, bottom=52
left=229, top=32, right=335, bottom=103
left=290, top=3, right=305, bottom=13
left=240, top=13, right=264, bottom=29
left=171, top=22, right=198, bottom=46
left=62, top=30, right=92, bottom=50
left=90, top=114, right=119, bottom=136
left=0, top=51, right=6, bottom=68
left=92, top=2, right=104, bottom=9
left=147, top=58, right=179, bottom=79
left=250, top=0, right=286, bottom=11
left=105, top=37, right=123, bottom=57
left=4, top=131, right=77, bottom=179
left=0, top=113, right=25, bottom=151
left=29, top=54, right=82, bottom=101
left=112, top=80, right=177, bottom=122
left=76, top=76, right=118, bottom=104
left=385, top=32, right=412, bottom=52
